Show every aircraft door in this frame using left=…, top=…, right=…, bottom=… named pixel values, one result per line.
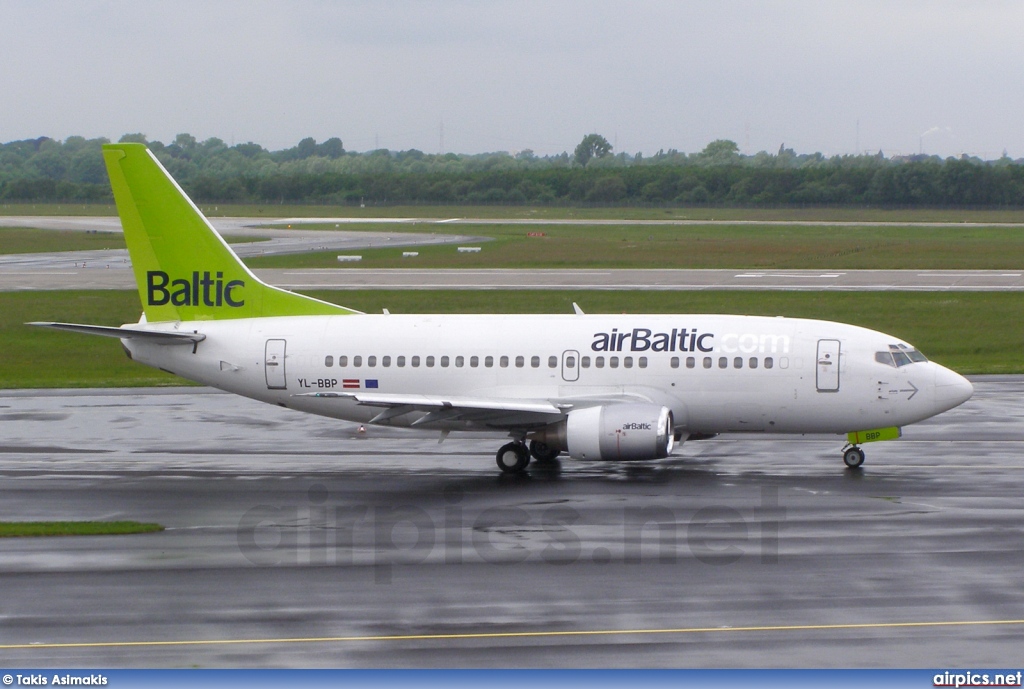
left=562, top=350, right=580, bottom=382
left=265, top=339, right=287, bottom=390
left=816, top=339, right=840, bottom=392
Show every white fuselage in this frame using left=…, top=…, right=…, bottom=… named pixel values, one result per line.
left=123, top=313, right=972, bottom=437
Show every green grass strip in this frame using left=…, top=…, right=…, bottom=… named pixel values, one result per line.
left=6, top=203, right=1024, bottom=223
left=246, top=222, right=1024, bottom=271
left=0, top=521, right=165, bottom=537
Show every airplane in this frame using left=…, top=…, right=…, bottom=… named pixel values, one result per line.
left=31, top=143, right=974, bottom=474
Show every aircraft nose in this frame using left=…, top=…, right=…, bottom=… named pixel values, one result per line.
left=933, top=364, right=973, bottom=413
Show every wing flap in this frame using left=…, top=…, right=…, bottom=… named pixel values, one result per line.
left=296, top=390, right=566, bottom=416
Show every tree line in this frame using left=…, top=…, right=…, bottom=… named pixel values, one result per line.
left=2, top=133, right=1023, bottom=207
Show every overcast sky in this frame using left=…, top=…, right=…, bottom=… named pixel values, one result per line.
left=3, top=1, right=1022, bottom=158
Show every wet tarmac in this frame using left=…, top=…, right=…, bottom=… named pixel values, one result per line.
left=0, top=379, right=1022, bottom=667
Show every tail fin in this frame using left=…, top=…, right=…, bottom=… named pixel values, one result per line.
left=102, top=143, right=358, bottom=321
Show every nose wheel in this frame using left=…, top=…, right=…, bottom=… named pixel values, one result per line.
left=496, top=442, right=531, bottom=474
left=842, top=445, right=866, bottom=469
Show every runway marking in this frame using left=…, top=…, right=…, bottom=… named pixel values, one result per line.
left=734, top=273, right=844, bottom=278
left=3, top=618, right=1023, bottom=651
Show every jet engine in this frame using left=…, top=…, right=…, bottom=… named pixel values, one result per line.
left=530, top=404, right=675, bottom=461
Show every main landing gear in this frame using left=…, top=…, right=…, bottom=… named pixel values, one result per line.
left=842, top=445, right=866, bottom=469
left=495, top=440, right=563, bottom=474
left=496, top=442, right=530, bottom=474
left=529, top=440, right=561, bottom=464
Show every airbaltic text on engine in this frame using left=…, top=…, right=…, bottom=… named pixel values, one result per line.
left=591, top=328, right=790, bottom=354
left=147, top=271, right=245, bottom=307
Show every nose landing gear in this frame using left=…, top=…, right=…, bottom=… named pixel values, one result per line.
left=842, top=445, right=866, bottom=469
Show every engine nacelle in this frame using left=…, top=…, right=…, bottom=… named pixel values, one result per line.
left=562, top=404, right=675, bottom=461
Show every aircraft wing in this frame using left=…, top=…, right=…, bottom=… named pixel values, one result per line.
left=295, top=390, right=571, bottom=428
left=28, top=322, right=206, bottom=345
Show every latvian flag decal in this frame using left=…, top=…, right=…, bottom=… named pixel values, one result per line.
left=342, top=379, right=379, bottom=389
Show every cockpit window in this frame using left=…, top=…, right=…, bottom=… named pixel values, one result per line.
left=875, top=344, right=928, bottom=368
left=892, top=350, right=913, bottom=367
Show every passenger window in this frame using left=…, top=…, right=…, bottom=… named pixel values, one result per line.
left=440, top=356, right=449, bottom=367
left=623, top=356, right=633, bottom=368
left=703, top=357, right=712, bottom=369
left=339, top=355, right=348, bottom=367
left=670, top=357, right=680, bottom=369
left=368, top=356, right=377, bottom=367
left=764, top=357, right=774, bottom=369
left=734, top=357, right=743, bottom=369
left=382, top=355, right=391, bottom=367
left=531, top=356, right=540, bottom=368
left=425, top=356, right=434, bottom=367
left=610, top=356, right=619, bottom=369
left=325, top=355, right=334, bottom=367
left=411, top=356, right=420, bottom=367
left=686, top=357, right=695, bottom=369
left=397, top=356, right=406, bottom=367
left=516, top=355, right=525, bottom=368
left=581, top=356, right=591, bottom=368
left=749, top=357, right=758, bottom=369
left=485, top=356, right=493, bottom=368
left=595, top=356, right=605, bottom=369
left=456, top=356, right=465, bottom=367
left=548, top=356, right=558, bottom=368
left=719, top=357, right=728, bottom=369
left=500, top=356, right=509, bottom=368
left=638, top=357, right=647, bottom=369
left=566, top=356, right=576, bottom=368
left=353, top=356, right=362, bottom=367
left=470, top=356, right=479, bottom=368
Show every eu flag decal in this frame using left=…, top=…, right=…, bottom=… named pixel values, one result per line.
left=365, top=379, right=379, bottom=389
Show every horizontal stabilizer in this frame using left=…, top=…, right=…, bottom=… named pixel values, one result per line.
left=27, top=322, right=206, bottom=345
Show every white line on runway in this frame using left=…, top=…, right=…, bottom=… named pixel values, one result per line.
left=735, top=273, right=845, bottom=278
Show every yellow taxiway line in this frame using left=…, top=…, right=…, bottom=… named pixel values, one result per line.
left=3, top=618, right=1024, bottom=651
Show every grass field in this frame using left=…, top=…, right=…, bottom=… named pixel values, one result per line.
left=0, top=228, right=125, bottom=254
left=4, top=202, right=1024, bottom=223
left=3, top=289, right=1021, bottom=388
left=0, top=521, right=164, bottom=537
left=246, top=222, right=1024, bottom=270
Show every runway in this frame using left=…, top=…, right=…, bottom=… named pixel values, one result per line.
left=1, top=379, right=1022, bottom=667
left=5, top=266, right=1024, bottom=292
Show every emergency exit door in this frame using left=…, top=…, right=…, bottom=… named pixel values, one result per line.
left=816, top=339, right=840, bottom=392
left=265, top=339, right=287, bottom=390
left=562, top=350, right=580, bottom=382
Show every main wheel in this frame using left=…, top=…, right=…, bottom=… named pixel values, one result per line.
left=843, top=446, right=866, bottom=469
left=529, top=440, right=561, bottom=463
left=496, top=442, right=530, bottom=474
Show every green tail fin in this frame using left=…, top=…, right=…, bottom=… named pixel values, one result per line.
left=102, top=143, right=358, bottom=321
